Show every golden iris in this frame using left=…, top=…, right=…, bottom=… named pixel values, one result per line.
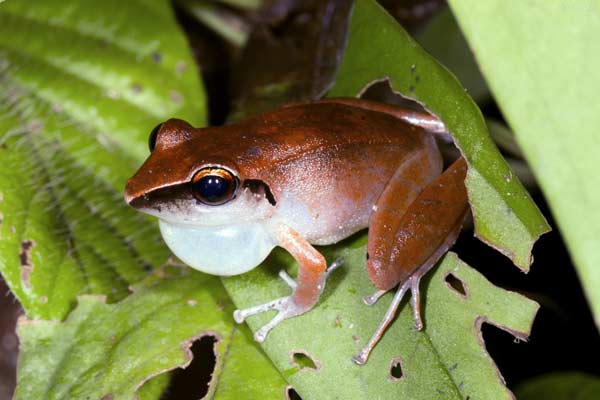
left=191, top=167, right=238, bottom=205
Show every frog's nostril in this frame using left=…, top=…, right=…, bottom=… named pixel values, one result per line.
left=124, top=189, right=134, bottom=205
left=124, top=181, right=151, bottom=209
left=124, top=190, right=151, bottom=209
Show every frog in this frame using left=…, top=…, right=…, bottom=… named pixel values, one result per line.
left=124, top=98, right=469, bottom=364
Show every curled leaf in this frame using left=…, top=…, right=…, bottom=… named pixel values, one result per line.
left=328, top=0, right=550, bottom=270
left=448, top=0, right=600, bottom=328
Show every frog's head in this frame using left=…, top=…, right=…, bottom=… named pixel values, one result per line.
left=124, top=119, right=277, bottom=276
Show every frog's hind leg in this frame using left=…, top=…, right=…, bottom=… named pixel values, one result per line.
left=353, top=232, right=460, bottom=365
left=353, top=276, right=412, bottom=365
left=355, top=157, right=469, bottom=365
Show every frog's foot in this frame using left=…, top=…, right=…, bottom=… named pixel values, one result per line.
left=233, top=296, right=298, bottom=342
left=233, top=258, right=343, bottom=343
left=352, top=274, right=423, bottom=365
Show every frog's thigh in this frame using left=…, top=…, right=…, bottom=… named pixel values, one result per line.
left=366, top=157, right=469, bottom=290
left=366, top=150, right=441, bottom=286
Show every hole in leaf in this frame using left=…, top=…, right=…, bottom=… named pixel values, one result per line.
left=286, top=386, right=302, bottom=400
left=445, top=273, right=468, bottom=298
left=19, top=239, right=35, bottom=289
left=161, top=336, right=216, bottom=400
left=359, top=78, right=430, bottom=114
left=290, top=350, right=319, bottom=371
left=389, top=357, right=404, bottom=381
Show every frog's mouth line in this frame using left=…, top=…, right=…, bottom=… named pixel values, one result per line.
left=127, top=182, right=192, bottom=212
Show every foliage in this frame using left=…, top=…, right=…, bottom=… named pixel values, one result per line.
left=15, top=266, right=287, bottom=400
left=225, top=246, right=538, bottom=399
left=515, top=372, right=600, bottom=400
left=0, top=0, right=561, bottom=399
left=224, top=1, right=546, bottom=398
left=0, top=0, right=205, bottom=320
left=329, top=0, right=549, bottom=271
left=448, top=0, right=600, bottom=329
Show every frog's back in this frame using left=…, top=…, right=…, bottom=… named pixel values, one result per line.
left=205, top=101, right=443, bottom=244
left=212, top=101, right=431, bottom=174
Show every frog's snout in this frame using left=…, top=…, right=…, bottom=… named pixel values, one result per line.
left=124, top=176, right=155, bottom=210
left=124, top=178, right=137, bottom=205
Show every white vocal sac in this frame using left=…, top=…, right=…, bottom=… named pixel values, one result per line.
left=158, top=219, right=277, bottom=276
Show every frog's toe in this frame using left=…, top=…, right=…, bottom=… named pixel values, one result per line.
left=326, top=257, right=344, bottom=276
left=233, top=296, right=287, bottom=323
left=363, top=289, right=387, bottom=306
left=278, top=257, right=343, bottom=289
left=237, top=296, right=303, bottom=342
left=353, top=275, right=425, bottom=365
left=278, top=270, right=297, bottom=289
left=254, top=307, right=292, bottom=342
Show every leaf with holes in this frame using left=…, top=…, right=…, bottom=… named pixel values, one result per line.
left=224, top=245, right=538, bottom=399
left=447, top=0, right=600, bottom=329
left=222, top=1, right=544, bottom=398
left=328, top=0, right=549, bottom=269
left=0, top=0, right=205, bottom=319
left=14, top=267, right=288, bottom=400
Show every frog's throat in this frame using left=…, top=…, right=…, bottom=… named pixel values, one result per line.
left=158, top=220, right=277, bottom=276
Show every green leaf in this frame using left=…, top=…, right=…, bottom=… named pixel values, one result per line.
left=137, top=373, right=171, bottom=400
left=0, top=0, right=205, bottom=319
left=224, top=243, right=538, bottom=399
left=14, top=267, right=287, bottom=400
left=328, top=0, right=550, bottom=270
left=414, top=7, right=490, bottom=104
left=175, top=0, right=250, bottom=47
left=515, top=372, right=600, bottom=400
left=212, top=320, right=291, bottom=400
left=447, top=0, right=600, bottom=328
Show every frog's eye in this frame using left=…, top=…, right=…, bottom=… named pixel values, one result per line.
left=148, top=123, right=163, bottom=152
left=191, top=167, right=238, bottom=205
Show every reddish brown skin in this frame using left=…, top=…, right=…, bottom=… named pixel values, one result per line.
left=126, top=99, right=438, bottom=207
left=125, top=98, right=467, bottom=312
left=367, top=157, right=469, bottom=291
left=276, top=226, right=327, bottom=308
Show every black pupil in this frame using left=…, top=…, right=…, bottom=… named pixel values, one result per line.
left=195, top=175, right=231, bottom=203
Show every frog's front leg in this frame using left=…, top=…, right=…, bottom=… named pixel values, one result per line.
left=233, top=225, right=341, bottom=342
